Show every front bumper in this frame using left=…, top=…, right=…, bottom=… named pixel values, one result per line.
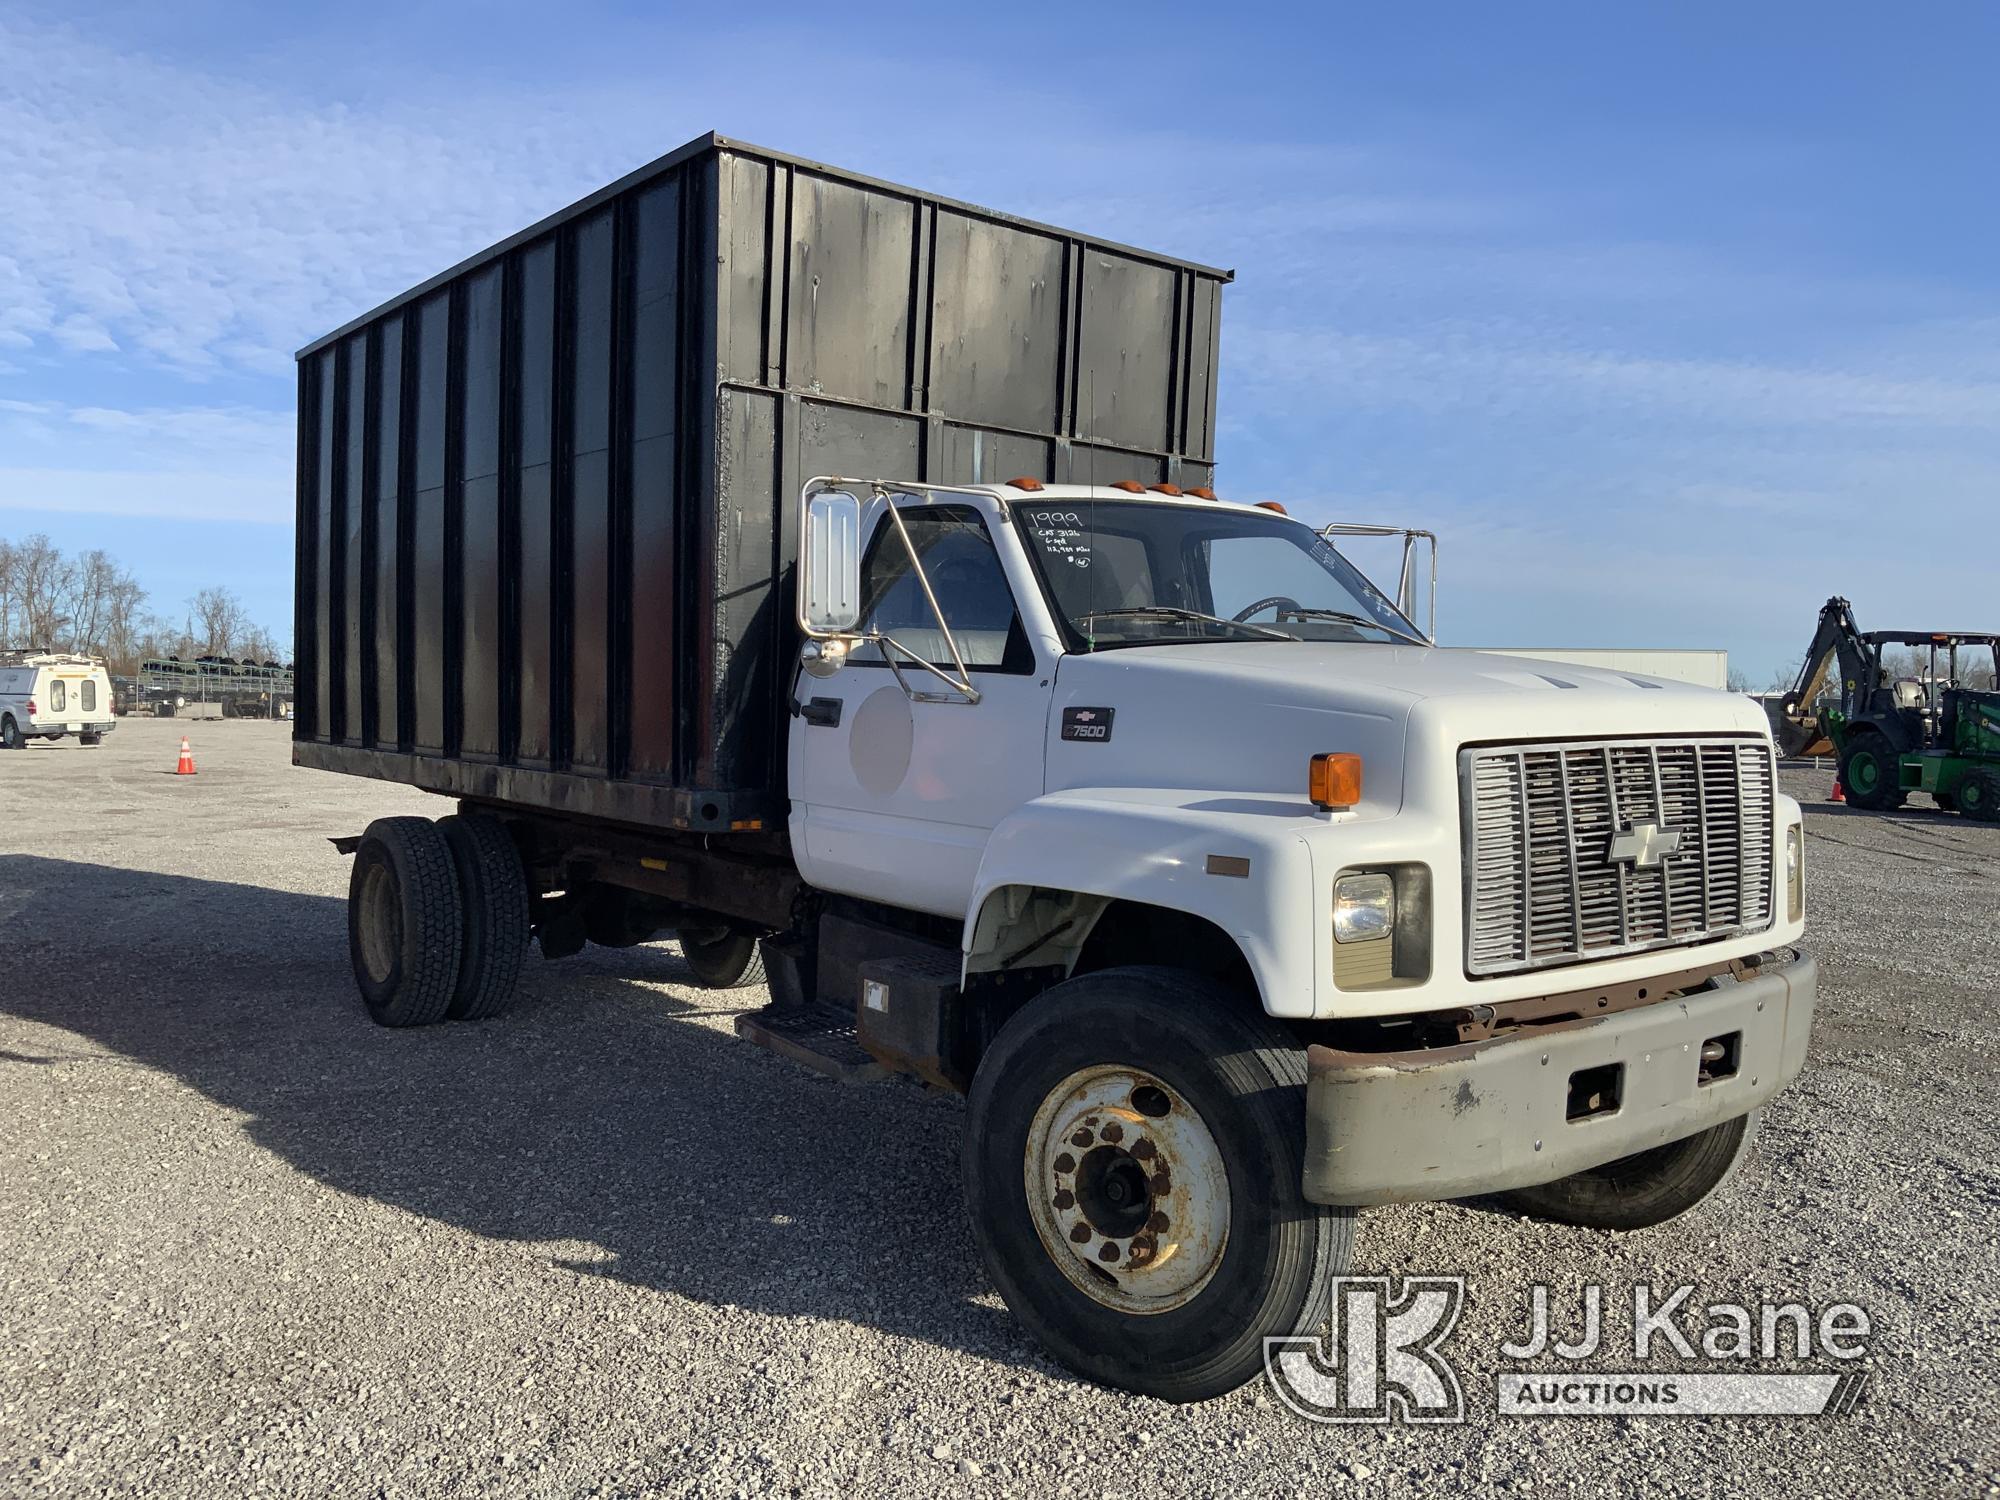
left=1302, top=951, right=1816, bottom=1205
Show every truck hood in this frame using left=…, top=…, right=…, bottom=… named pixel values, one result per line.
left=1045, top=642, right=1771, bottom=816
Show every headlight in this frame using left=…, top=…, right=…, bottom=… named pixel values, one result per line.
left=1334, top=872, right=1395, bottom=944
left=1785, top=823, right=1804, bottom=922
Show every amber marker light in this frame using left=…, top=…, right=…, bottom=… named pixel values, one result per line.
left=1309, top=753, right=1363, bottom=811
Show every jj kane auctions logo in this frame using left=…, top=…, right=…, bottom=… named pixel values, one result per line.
left=1266, top=1277, right=1872, bottom=1422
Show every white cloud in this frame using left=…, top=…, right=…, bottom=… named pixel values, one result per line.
left=0, top=398, right=291, bottom=523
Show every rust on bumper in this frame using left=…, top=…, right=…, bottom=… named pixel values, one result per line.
left=1302, top=951, right=1817, bottom=1206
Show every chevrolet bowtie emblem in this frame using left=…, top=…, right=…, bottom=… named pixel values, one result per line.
left=1607, top=821, right=1683, bottom=868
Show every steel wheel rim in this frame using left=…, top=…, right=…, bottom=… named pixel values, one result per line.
left=1024, top=1065, right=1230, bottom=1315
left=1851, top=753, right=1880, bottom=793
left=357, top=862, right=401, bottom=985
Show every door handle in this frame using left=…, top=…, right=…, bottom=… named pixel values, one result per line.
left=795, top=696, right=843, bottom=728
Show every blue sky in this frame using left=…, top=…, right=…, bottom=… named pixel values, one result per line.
left=3, top=1, right=1996, bottom=683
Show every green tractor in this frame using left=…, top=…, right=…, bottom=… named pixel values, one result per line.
left=1777, top=596, right=2000, bottom=819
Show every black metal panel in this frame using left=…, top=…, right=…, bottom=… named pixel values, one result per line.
left=703, top=388, right=779, bottom=797
left=411, top=294, right=450, bottom=754
left=459, top=263, right=504, bottom=760
left=341, top=334, right=367, bottom=744
left=295, top=355, right=321, bottom=741
left=515, top=239, right=557, bottom=768
left=785, top=172, right=915, bottom=410
left=296, top=134, right=1226, bottom=831
left=628, top=179, right=681, bottom=781
left=929, top=215, right=1064, bottom=434
left=716, top=153, right=771, bottom=387
left=798, top=399, right=922, bottom=486
left=935, top=424, right=1054, bottom=486
left=312, top=349, right=337, bottom=742
left=1075, top=250, right=1179, bottom=455
left=1183, top=276, right=1221, bottom=461
left=1066, top=442, right=1169, bottom=487
left=372, top=315, right=403, bottom=748
left=569, top=208, right=616, bottom=774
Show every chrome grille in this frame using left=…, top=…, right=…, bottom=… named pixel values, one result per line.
left=1462, top=738, right=1775, bottom=977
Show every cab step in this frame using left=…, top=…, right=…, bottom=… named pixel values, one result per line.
left=734, top=1001, right=890, bottom=1085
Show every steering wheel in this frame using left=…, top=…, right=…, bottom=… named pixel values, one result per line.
left=1231, top=594, right=1303, bottom=623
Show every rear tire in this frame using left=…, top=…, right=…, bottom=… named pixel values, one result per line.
left=79, top=732, right=102, bottom=747
left=1956, top=768, right=2000, bottom=822
left=1500, top=1111, right=1759, bottom=1231
left=963, top=966, right=1353, bottom=1402
left=0, top=716, right=21, bottom=750
left=347, top=817, right=462, bottom=1028
left=680, top=931, right=767, bottom=989
left=439, top=813, right=530, bottom=1020
left=1838, top=734, right=1904, bottom=810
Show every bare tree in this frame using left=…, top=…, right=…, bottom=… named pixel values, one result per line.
left=4, top=533, right=282, bottom=669
left=11, top=534, right=66, bottom=650
left=0, top=537, right=16, bottom=646
left=189, top=586, right=249, bottom=657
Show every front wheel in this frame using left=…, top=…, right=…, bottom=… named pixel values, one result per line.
left=1838, top=734, right=1904, bottom=810
left=679, top=930, right=767, bottom=989
left=963, top=966, right=1353, bottom=1402
left=1956, top=768, right=2000, bottom=822
left=1500, top=1111, right=1759, bottom=1231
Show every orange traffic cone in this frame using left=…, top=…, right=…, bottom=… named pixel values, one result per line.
left=175, top=736, right=196, bottom=776
left=1829, top=776, right=1844, bottom=804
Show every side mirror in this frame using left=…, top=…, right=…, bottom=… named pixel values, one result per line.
left=800, top=488, right=863, bottom=635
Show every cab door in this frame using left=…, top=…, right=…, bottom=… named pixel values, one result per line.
left=789, top=498, right=1052, bottom=917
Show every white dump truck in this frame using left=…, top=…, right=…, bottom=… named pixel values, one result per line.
left=296, top=134, right=1813, bottom=1402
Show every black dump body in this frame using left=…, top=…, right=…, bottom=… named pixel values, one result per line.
left=294, top=133, right=1228, bottom=832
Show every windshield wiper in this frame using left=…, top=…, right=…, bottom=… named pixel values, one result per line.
left=1275, top=607, right=1428, bottom=646
left=1076, top=606, right=1293, bottom=643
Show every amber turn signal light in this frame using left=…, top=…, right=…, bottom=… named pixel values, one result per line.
left=1006, top=476, right=1045, bottom=491
left=1309, top=752, right=1363, bottom=811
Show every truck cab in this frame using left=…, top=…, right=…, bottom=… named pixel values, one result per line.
left=0, top=652, right=117, bottom=749
left=768, top=476, right=1812, bottom=1393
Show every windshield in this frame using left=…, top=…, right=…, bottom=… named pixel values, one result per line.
left=1014, top=500, right=1424, bottom=650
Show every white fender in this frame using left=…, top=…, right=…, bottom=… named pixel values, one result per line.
left=964, top=787, right=1325, bottom=1019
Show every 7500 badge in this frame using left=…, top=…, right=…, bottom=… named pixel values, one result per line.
left=1061, top=707, right=1115, bottom=742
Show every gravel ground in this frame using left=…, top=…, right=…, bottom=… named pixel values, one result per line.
left=2, top=720, right=1995, bottom=1498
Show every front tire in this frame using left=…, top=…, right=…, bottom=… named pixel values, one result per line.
left=1838, top=734, right=1904, bottom=810
left=347, top=817, right=463, bottom=1028
left=963, top=966, right=1352, bottom=1402
left=1955, top=768, right=2000, bottom=822
left=679, top=931, right=767, bottom=989
left=1501, top=1111, right=1759, bottom=1231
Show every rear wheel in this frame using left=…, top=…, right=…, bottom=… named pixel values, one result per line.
left=1838, top=733, right=1904, bottom=810
left=963, top=966, right=1352, bottom=1402
left=438, top=813, right=530, bottom=1020
left=79, top=732, right=102, bottom=747
left=680, top=931, right=767, bottom=989
left=1956, top=768, right=2000, bottom=822
left=1500, top=1111, right=1758, bottom=1231
left=0, top=716, right=21, bottom=750
left=347, top=817, right=462, bottom=1027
